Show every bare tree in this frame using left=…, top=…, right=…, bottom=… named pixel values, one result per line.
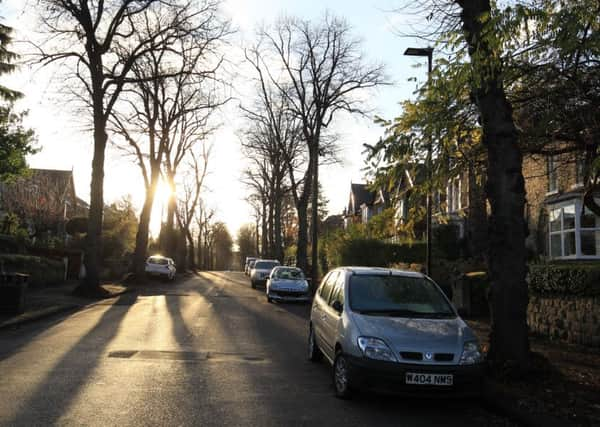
left=176, top=145, right=211, bottom=270
left=33, top=0, right=224, bottom=293
left=109, top=7, right=228, bottom=278
left=160, top=74, right=228, bottom=263
left=250, top=14, right=386, bottom=284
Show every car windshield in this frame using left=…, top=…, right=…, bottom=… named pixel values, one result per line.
left=148, top=257, right=168, bottom=265
left=349, top=274, right=455, bottom=318
left=254, top=261, right=279, bottom=270
left=273, top=268, right=304, bottom=280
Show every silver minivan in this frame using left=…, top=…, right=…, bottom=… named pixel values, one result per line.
left=308, top=267, right=484, bottom=398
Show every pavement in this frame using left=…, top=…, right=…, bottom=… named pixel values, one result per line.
left=0, top=281, right=129, bottom=331
left=0, top=271, right=514, bottom=427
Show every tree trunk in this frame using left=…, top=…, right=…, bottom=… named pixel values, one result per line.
left=295, top=196, right=309, bottom=275
left=186, top=229, right=195, bottom=270
left=132, top=168, right=160, bottom=279
left=310, top=142, right=319, bottom=290
left=274, top=179, right=283, bottom=262
left=458, top=0, right=530, bottom=372
left=268, top=186, right=275, bottom=258
left=161, top=175, right=177, bottom=259
left=197, top=229, right=203, bottom=270
left=81, top=91, right=107, bottom=293
left=261, top=197, right=268, bottom=257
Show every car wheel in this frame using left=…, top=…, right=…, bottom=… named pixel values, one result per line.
left=267, top=294, right=273, bottom=303
left=307, top=325, right=323, bottom=362
left=333, top=351, right=352, bottom=399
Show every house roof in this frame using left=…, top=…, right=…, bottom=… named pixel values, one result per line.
left=347, top=183, right=375, bottom=214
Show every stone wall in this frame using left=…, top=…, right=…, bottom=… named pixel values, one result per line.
left=528, top=295, right=600, bottom=347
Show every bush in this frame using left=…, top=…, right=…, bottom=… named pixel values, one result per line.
left=432, top=224, right=463, bottom=260
left=324, top=236, right=426, bottom=269
left=0, top=254, right=65, bottom=287
left=528, top=263, right=600, bottom=297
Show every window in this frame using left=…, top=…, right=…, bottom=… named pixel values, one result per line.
left=447, top=177, right=461, bottom=213
left=318, top=271, right=338, bottom=302
left=547, top=155, right=558, bottom=192
left=548, top=199, right=600, bottom=259
left=329, top=274, right=345, bottom=308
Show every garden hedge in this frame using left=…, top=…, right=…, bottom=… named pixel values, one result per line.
left=0, top=254, right=65, bottom=287
left=325, top=238, right=426, bottom=268
left=528, top=263, right=600, bottom=297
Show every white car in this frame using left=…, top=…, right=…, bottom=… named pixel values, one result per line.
left=145, top=255, right=176, bottom=281
left=250, top=259, right=280, bottom=289
left=266, top=266, right=311, bottom=303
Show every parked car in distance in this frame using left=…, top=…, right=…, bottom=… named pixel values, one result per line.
left=308, top=267, right=483, bottom=399
left=247, top=259, right=257, bottom=276
left=244, top=257, right=257, bottom=275
left=266, top=266, right=311, bottom=303
left=250, top=259, right=280, bottom=289
left=145, top=255, right=176, bottom=281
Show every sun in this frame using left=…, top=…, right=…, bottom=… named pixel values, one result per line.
left=149, top=180, right=174, bottom=238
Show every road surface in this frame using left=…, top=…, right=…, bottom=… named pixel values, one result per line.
left=0, top=272, right=512, bottom=426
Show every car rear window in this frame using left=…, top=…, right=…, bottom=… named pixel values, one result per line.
left=254, top=261, right=279, bottom=270
left=273, top=268, right=304, bottom=279
left=349, top=274, right=455, bottom=318
left=148, top=257, right=168, bottom=265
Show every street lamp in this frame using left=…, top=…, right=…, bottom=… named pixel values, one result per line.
left=404, top=46, right=433, bottom=277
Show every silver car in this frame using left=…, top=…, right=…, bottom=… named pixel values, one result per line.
left=307, top=267, right=483, bottom=398
left=250, top=259, right=280, bottom=289
left=266, top=266, right=311, bottom=303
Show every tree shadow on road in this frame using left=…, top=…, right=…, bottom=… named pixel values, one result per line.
left=6, top=294, right=136, bottom=426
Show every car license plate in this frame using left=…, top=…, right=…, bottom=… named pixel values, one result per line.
left=405, top=373, right=453, bottom=386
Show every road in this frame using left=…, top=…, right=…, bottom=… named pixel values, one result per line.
left=0, top=272, right=511, bottom=426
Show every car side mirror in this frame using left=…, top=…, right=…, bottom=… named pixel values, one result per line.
left=331, top=300, right=343, bottom=314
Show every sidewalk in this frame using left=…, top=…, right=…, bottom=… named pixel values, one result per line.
left=467, top=319, right=600, bottom=426
left=0, top=281, right=128, bottom=330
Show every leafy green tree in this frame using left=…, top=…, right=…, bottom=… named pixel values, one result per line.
left=0, top=9, right=36, bottom=182
left=102, top=197, right=138, bottom=262
left=237, top=224, right=257, bottom=270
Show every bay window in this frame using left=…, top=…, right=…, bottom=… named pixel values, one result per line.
left=548, top=199, right=600, bottom=259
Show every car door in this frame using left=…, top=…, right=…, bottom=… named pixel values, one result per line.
left=312, top=271, right=337, bottom=355
left=320, top=272, right=346, bottom=359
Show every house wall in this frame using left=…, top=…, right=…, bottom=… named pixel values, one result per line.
left=523, top=152, right=584, bottom=257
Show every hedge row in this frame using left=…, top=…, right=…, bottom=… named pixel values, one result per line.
left=0, top=254, right=65, bottom=287
left=528, top=263, right=600, bottom=297
left=326, top=238, right=426, bottom=268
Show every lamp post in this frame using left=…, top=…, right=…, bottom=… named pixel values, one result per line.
left=404, top=46, right=433, bottom=276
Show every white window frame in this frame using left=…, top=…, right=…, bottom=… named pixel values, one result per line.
left=548, top=198, right=600, bottom=260
left=447, top=176, right=462, bottom=213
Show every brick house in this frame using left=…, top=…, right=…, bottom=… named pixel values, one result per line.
left=433, top=162, right=488, bottom=257
left=524, top=152, right=599, bottom=260
left=0, top=168, right=81, bottom=239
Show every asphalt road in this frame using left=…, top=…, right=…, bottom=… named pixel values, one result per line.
left=0, top=272, right=512, bottom=426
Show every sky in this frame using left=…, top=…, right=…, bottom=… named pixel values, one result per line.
left=2, top=0, right=430, bottom=237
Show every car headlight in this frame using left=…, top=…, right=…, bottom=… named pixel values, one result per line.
left=459, top=341, right=482, bottom=365
left=357, top=337, right=398, bottom=362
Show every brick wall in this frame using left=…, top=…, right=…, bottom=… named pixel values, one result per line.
left=528, top=295, right=600, bottom=347
left=522, top=152, right=581, bottom=257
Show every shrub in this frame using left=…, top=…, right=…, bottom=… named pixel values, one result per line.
left=324, top=235, right=425, bottom=269
left=528, top=263, right=600, bottom=297
left=0, top=254, right=65, bottom=287
left=432, top=223, right=463, bottom=260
